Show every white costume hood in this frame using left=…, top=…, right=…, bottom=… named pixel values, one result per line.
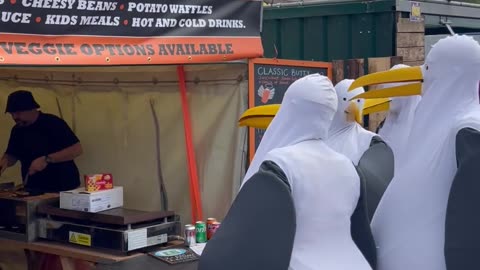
left=241, top=74, right=338, bottom=186
left=326, top=79, right=377, bottom=165
left=378, top=64, right=422, bottom=166
left=367, top=35, right=480, bottom=270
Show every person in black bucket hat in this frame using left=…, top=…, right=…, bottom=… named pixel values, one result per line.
left=5, top=90, right=40, bottom=114
left=0, top=90, right=83, bottom=193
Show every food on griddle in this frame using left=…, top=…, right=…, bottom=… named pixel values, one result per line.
left=15, top=191, right=29, bottom=196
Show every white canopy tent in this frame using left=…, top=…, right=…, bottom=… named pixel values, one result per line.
left=0, top=63, right=248, bottom=224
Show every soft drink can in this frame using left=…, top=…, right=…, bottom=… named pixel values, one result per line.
left=206, top=218, right=217, bottom=240
left=208, top=221, right=221, bottom=239
left=184, top=224, right=196, bottom=247
left=207, top=218, right=217, bottom=225
left=195, top=221, right=207, bottom=243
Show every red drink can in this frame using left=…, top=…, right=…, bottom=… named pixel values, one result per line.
left=207, top=218, right=217, bottom=225
left=208, top=222, right=221, bottom=240
left=206, top=218, right=217, bottom=240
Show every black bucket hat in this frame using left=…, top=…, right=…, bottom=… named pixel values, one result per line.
left=5, top=90, right=40, bottom=113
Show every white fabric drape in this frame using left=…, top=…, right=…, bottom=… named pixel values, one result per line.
left=0, top=64, right=248, bottom=225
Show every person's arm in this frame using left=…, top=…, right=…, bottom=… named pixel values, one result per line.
left=47, top=142, right=83, bottom=163
left=29, top=143, right=83, bottom=175
left=46, top=117, right=83, bottom=163
left=445, top=127, right=480, bottom=269
left=1, top=153, right=17, bottom=166
left=29, top=117, right=82, bottom=175
left=0, top=153, right=17, bottom=175
left=1, top=128, right=20, bottom=176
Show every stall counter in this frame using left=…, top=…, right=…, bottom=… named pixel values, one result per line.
left=0, top=238, right=198, bottom=270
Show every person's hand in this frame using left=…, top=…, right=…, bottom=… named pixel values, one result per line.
left=0, top=158, right=8, bottom=176
left=14, top=184, right=24, bottom=191
left=28, top=156, right=48, bottom=175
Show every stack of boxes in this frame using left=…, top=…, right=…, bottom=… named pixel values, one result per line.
left=60, top=173, right=123, bottom=213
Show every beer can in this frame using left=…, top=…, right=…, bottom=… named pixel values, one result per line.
left=195, top=221, right=207, bottom=243
left=184, top=224, right=196, bottom=247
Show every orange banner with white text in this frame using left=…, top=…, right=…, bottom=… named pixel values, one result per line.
left=0, top=35, right=263, bottom=65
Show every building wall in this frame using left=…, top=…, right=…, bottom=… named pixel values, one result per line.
left=261, top=0, right=397, bottom=62
left=261, top=1, right=480, bottom=63
left=396, top=16, right=426, bottom=66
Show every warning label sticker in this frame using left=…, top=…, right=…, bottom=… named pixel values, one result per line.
left=69, top=231, right=92, bottom=247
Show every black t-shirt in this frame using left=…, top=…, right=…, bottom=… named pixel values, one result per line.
left=6, top=112, right=80, bottom=192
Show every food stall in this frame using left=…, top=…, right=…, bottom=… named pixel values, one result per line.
left=0, top=0, right=263, bottom=269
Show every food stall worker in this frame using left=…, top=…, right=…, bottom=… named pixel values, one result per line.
left=0, top=90, right=83, bottom=192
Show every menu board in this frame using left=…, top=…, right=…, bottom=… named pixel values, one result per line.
left=248, top=58, right=332, bottom=161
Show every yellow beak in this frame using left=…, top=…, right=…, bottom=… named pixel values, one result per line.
left=238, top=104, right=280, bottom=129
left=362, top=98, right=391, bottom=115
left=238, top=98, right=391, bottom=129
left=346, top=101, right=363, bottom=124
left=348, top=66, right=423, bottom=99
left=239, top=67, right=421, bottom=130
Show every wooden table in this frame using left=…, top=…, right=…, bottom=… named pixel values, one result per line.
left=0, top=239, right=148, bottom=270
left=0, top=193, right=195, bottom=270
left=0, top=239, right=195, bottom=270
left=95, top=255, right=198, bottom=270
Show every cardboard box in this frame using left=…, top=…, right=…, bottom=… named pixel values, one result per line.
left=60, top=186, right=123, bottom=213
left=84, top=173, right=114, bottom=192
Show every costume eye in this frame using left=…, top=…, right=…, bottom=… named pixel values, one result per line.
left=425, top=65, right=429, bottom=70
left=343, top=97, right=347, bottom=101
left=357, top=99, right=360, bottom=103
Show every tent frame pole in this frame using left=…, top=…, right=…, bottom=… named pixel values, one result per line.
left=177, top=65, right=203, bottom=223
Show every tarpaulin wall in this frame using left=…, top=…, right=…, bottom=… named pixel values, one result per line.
left=0, top=63, right=248, bottom=224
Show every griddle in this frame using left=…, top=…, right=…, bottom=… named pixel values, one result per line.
left=36, top=204, right=181, bottom=253
left=0, top=182, right=15, bottom=191
left=0, top=192, right=59, bottom=242
left=0, top=192, right=57, bottom=201
left=0, top=183, right=46, bottom=198
left=38, top=204, right=175, bottom=226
